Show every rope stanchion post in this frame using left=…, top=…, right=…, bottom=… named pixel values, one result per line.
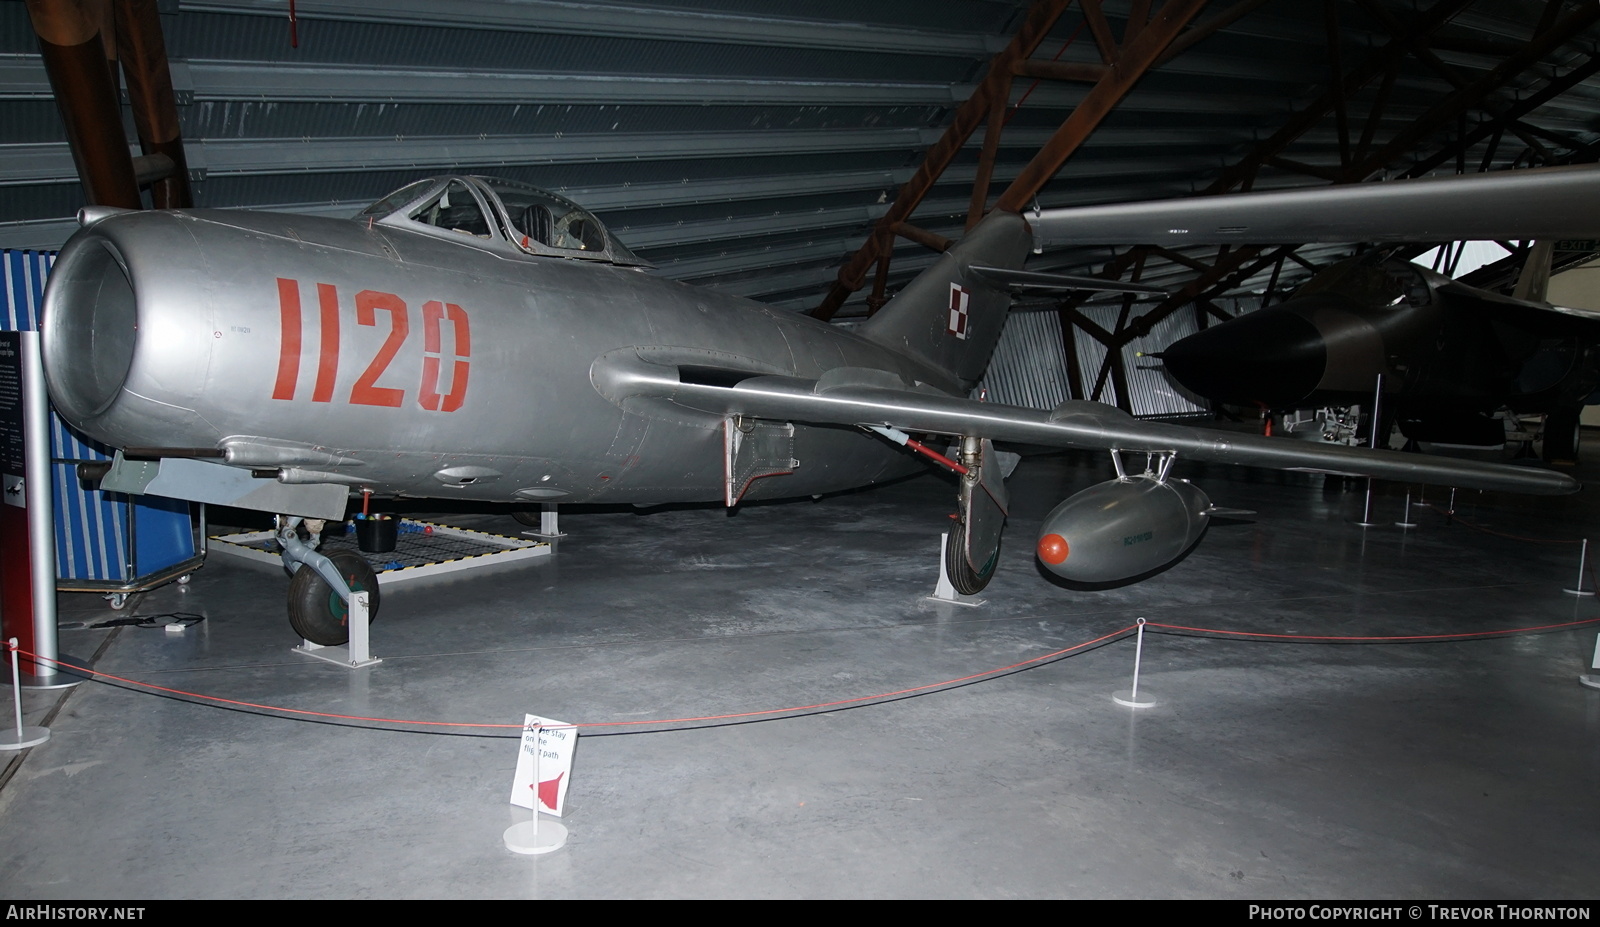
left=1581, top=635, right=1600, bottom=690
left=0, top=638, right=49, bottom=751
left=504, top=722, right=568, bottom=854
left=1113, top=618, right=1157, bottom=708
left=6, top=611, right=1593, bottom=734
left=1564, top=539, right=1594, bottom=597
left=1356, top=375, right=1385, bottom=528
left=1395, top=490, right=1418, bottom=529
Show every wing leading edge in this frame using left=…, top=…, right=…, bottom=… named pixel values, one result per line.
left=592, top=354, right=1579, bottom=496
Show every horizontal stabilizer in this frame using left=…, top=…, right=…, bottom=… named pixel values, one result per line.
left=1032, top=164, right=1600, bottom=247
left=969, top=265, right=1168, bottom=295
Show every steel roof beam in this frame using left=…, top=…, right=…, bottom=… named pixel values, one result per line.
left=809, top=0, right=1076, bottom=320
left=180, top=0, right=1005, bottom=57
left=1339, top=1, right=1600, bottom=180
left=992, top=0, right=1211, bottom=212
left=1202, top=0, right=1478, bottom=195
left=26, top=0, right=142, bottom=209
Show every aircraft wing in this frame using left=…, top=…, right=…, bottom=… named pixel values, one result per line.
left=1030, top=163, right=1600, bottom=247
left=1435, top=280, right=1600, bottom=324
left=593, top=356, right=1579, bottom=495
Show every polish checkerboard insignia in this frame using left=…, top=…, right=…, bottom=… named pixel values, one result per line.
left=947, top=283, right=970, bottom=340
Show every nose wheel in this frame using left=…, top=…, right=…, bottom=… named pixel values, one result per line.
left=287, top=549, right=380, bottom=646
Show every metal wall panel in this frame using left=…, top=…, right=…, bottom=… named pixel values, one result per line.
left=977, top=310, right=1072, bottom=410
left=1116, top=305, right=1209, bottom=419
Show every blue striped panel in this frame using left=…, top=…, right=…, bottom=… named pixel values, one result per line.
left=3, top=249, right=142, bottom=582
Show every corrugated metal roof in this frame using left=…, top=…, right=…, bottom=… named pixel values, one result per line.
left=1, top=0, right=1596, bottom=318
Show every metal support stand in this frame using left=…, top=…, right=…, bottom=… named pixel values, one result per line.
left=524, top=502, right=567, bottom=540
left=1564, top=539, right=1594, bottom=597
left=926, top=533, right=984, bottom=607
left=1395, top=491, right=1418, bottom=529
left=504, top=723, right=568, bottom=855
left=293, top=592, right=381, bottom=668
left=0, top=639, right=49, bottom=750
left=11, top=333, right=85, bottom=691
left=1356, top=375, right=1386, bottom=528
left=1113, top=618, right=1157, bottom=708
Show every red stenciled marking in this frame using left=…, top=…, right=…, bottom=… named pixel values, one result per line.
left=537, top=771, right=565, bottom=811
left=350, top=290, right=409, bottom=408
left=312, top=282, right=341, bottom=403
left=418, top=300, right=471, bottom=412
left=272, top=278, right=302, bottom=400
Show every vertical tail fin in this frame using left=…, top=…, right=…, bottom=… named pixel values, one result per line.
left=1512, top=240, right=1554, bottom=303
left=858, top=211, right=1032, bottom=386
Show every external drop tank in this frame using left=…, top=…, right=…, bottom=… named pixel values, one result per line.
left=1035, top=475, right=1212, bottom=584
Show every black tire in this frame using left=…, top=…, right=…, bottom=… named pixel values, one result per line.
left=511, top=509, right=541, bottom=528
left=945, top=518, right=999, bottom=595
left=287, top=550, right=380, bottom=645
left=1542, top=406, right=1582, bottom=465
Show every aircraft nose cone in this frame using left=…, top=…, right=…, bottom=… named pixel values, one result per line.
left=1157, top=308, right=1326, bottom=408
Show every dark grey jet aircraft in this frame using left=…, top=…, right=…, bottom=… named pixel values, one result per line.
left=1033, top=164, right=1600, bottom=462
left=39, top=173, right=1580, bottom=643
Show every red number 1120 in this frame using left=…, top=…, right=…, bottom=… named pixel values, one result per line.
left=270, top=278, right=471, bottom=412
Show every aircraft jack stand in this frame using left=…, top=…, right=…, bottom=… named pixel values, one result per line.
left=1113, top=619, right=1157, bottom=708
left=926, top=533, right=984, bottom=607
left=522, top=502, right=567, bottom=541
left=1580, top=632, right=1600, bottom=691
left=294, top=592, right=381, bottom=669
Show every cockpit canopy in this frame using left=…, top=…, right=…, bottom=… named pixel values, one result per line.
left=1291, top=254, right=1432, bottom=309
left=355, top=175, right=649, bottom=267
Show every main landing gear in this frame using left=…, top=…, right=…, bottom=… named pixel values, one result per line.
left=863, top=427, right=1011, bottom=597
left=276, top=516, right=380, bottom=645
left=946, top=436, right=1009, bottom=595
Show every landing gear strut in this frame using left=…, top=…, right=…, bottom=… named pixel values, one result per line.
left=945, top=435, right=1009, bottom=596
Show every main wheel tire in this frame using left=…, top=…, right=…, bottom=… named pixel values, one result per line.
left=287, top=550, right=380, bottom=646
left=945, top=518, right=999, bottom=595
left=1542, top=406, right=1582, bottom=465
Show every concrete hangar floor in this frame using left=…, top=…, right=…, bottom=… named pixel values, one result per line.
left=1, top=442, right=1597, bottom=900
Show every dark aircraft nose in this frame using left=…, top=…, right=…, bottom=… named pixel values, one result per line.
left=1156, top=308, right=1327, bottom=409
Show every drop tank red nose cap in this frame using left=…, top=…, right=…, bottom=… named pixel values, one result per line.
left=1037, top=533, right=1070, bottom=565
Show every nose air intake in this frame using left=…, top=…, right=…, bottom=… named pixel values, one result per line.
left=42, top=239, right=139, bottom=421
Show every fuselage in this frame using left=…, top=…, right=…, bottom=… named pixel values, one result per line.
left=42, top=207, right=950, bottom=505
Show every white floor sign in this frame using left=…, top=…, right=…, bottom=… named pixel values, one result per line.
left=509, top=714, right=575, bottom=816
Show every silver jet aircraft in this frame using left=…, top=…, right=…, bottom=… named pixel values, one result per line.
left=39, top=174, right=1580, bottom=643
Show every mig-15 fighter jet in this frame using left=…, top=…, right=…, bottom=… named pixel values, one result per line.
left=39, top=172, right=1581, bottom=643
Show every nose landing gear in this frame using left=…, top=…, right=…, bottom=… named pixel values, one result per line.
left=276, top=516, right=380, bottom=645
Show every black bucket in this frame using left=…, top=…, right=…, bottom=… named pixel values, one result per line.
left=354, top=515, right=398, bottom=553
